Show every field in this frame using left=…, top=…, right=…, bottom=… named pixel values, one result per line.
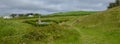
left=0, top=7, right=120, bottom=44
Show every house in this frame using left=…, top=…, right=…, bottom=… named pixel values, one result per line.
left=3, top=16, right=13, bottom=19
left=28, top=15, right=34, bottom=17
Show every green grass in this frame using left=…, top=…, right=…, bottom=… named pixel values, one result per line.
left=0, top=6, right=120, bottom=44
left=45, top=11, right=97, bottom=17
left=0, top=19, right=33, bottom=44
left=70, top=6, right=120, bottom=44
left=0, top=16, right=81, bottom=44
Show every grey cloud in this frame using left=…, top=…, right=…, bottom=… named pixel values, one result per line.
left=0, top=0, right=115, bottom=15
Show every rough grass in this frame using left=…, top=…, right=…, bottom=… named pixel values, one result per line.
left=0, top=19, right=32, bottom=44
left=47, top=11, right=97, bottom=17
left=71, top=6, right=120, bottom=44
left=0, top=6, right=120, bottom=44
left=0, top=18, right=80, bottom=44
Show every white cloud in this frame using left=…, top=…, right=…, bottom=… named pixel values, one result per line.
left=0, top=0, right=115, bottom=15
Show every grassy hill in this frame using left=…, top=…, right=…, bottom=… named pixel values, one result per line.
left=46, top=11, right=97, bottom=17
left=0, top=6, right=120, bottom=44
left=70, top=6, right=120, bottom=44
left=0, top=18, right=80, bottom=44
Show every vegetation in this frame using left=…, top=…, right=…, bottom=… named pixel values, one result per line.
left=9, top=13, right=41, bottom=18
left=0, top=16, right=80, bottom=44
left=10, top=14, right=17, bottom=18
left=44, top=11, right=97, bottom=17
left=108, top=0, right=120, bottom=8
left=0, top=6, right=120, bottom=44
left=72, top=6, right=120, bottom=44
left=0, top=19, right=31, bottom=44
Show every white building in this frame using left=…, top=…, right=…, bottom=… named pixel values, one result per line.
left=3, top=16, right=13, bottom=19
left=28, top=15, right=34, bottom=17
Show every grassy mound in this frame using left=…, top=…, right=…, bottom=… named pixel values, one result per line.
left=46, top=11, right=97, bottom=17
left=1, top=6, right=120, bottom=44
left=77, top=6, right=120, bottom=27
left=73, top=6, right=120, bottom=44
left=0, top=19, right=32, bottom=44
left=23, top=24, right=80, bottom=44
left=0, top=19, right=80, bottom=44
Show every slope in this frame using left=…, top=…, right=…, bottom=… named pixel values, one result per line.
left=70, top=6, right=120, bottom=44
left=47, top=11, right=97, bottom=17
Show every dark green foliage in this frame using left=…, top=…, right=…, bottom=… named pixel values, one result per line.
left=18, top=14, right=25, bottom=17
left=10, top=14, right=17, bottom=18
left=26, top=13, right=34, bottom=16
left=33, top=13, right=41, bottom=17
left=23, top=20, right=37, bottom=26
left=108, top=0, right=120, bottom=8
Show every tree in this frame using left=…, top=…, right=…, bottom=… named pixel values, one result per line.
left=19, top=14, right=25, bottom=17
left=10, top=14, right=17, bottom=18
left=33, top=13, right=41, bottom=17
left=108, top=0, right=120, bottom=8
left=25, top=13, right=34, bottom=16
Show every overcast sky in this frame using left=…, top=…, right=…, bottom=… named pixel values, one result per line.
left=0, top=0, right=115, bottom=15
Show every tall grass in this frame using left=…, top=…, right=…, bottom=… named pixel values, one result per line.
left=0, top=19, right=80, bottom=44
left=72, top=6, right=120, bottom=44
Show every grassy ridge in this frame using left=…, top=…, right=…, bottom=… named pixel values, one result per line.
left=0, top=18, right=80, bottom=44
left=71, top=6, right=120, bottom=44
left=0, top=6, right=120, bottom=44
left=0, top=19, right=32, bottom=44
left=45, top=11, right=97, bottom=17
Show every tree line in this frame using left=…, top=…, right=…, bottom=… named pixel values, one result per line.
left=108, top=0, right=120, bottom=8
left=10, top=13, right=41, bottom=18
